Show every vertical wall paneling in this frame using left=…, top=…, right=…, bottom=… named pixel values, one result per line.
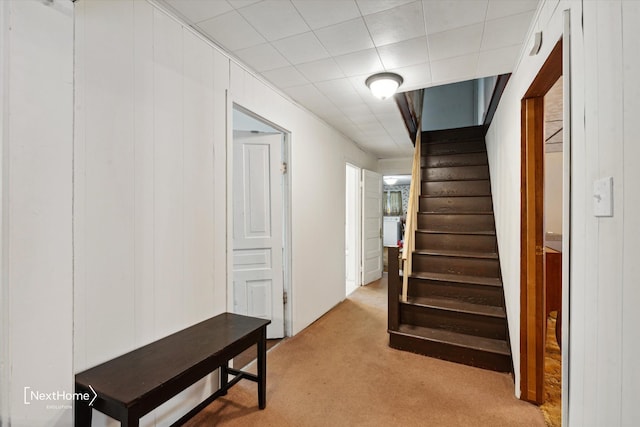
left=212, top=50, right=230, bottom=317
left=133, top=0, right=156, bottom=349
left=152, top=8, right=185, bottom=337
left=593, top=2, right=623, bottom=426
left=621, top=2, right=640, bottom=425
left=182, top=29, right=215, bottom=325
left=0, top=2, right=8, bottom=422
left=83, top=0, right=137, bottom=368
left=561, top=9, right=575, bottom=427
left=566, top=2, right=586, bottom=423
left=5, top=0, right=74, bottom=424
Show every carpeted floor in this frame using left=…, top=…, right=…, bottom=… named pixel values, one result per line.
left=185, top=277, right=545, bottom=426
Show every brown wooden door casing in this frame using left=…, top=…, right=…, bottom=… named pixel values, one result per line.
left=520, top=40, right=563, bottom=404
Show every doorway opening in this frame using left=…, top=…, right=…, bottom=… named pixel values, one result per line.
left=382, top=175, right=410, bottom=272
left=230, top=105, right=290, bottom=341
left=345, top=163, right=361, bottom=296
left=520, top=37, right=569, bottom=427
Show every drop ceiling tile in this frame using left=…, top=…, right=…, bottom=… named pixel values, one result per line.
left=389, top=62, right=432, bottom=91
left=377, top=36, right=429, bottom=69
left=430, top=53, right=478, bottom=84
left=316, top=78, right=363, bottom=105
left=477, top=44, right=521, bottom=76
left=283, top=83, right=333, bottom=107
left=314, top=18, right=375, bottom=56
left=238, top=0, right=309, bottom=41
left=364, top=1, right=425, bottom=46
left=261, top=66, right=309, bottom=88
left=292, top=0, right=361, bottom=29
left=481, top=11, right=535, bottom=51
left=296, top=58, right=345, bottom=82
left=427, top=23, right=483, bottom=61
left=347, top=75, right=375, bottom=99
left=234, top=43, right=290, bottom=72
left=165, top=0, right=233, bottom=23
left=272, top=31, right=330, bottom=65
left=356, top=0, right=415, bottom=16
left=334, top=49, right=384, bottom=77
left=486, top=0, right=539, bottom=21
left=422, top=0, right=488, bottom=34
left=228, top=0, right=263, bottom=9
left=198, top=11, right=265, bottom=51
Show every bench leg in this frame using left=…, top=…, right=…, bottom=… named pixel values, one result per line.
left=220, top=361, right=229, bottom=396
left=75, top=384, right=92, bottom=427
left=257, top=328, right=267, bottom=409
left=121, top=414, right=139, bottom=427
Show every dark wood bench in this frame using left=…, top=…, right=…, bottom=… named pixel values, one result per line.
left=75, top=313, right=270, bottom=427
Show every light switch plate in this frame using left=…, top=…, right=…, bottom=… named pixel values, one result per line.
left=593, top=176, right=613, bottom=217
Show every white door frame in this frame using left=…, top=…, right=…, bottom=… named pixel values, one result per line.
left=226, top=95, right=292, bottom=337
left=345, top=163, right=362, bottom=296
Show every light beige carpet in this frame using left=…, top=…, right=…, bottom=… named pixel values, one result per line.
left=185, top=278, right=545, bottom=427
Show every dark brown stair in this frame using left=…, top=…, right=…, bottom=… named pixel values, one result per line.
left=389, top=125, right=512, bottom=373
left=391, top=324, right=511, bottom=372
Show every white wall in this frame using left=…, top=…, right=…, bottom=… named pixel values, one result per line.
left=229, top=62, right=377, bottom=334
left=74, top=2, right=227, bottom=425
left=377, top=157, right=412, bottom=176
left=73, top=1, right=376, bottom=425
left=486, top=0, right=640, bottom=425
left=0, top=0, right=74, bottom=425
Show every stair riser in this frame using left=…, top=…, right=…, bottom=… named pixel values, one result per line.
left=423, top=165, right=489, bottom=181
left=408, top=278, right=503, bottom=306
left=422, top=180, right=491, bottom=197
left=400, top=304, right=507, bottom=339
left=389, top=332, right=512, bottom=372
left=423, top=141, right=486, bottom=155
left=418, top=214, right=495, bottom=233
left=420, top=196, right=493, bottom=213
left=412, top=254, right=500, bottom=277
left=422, top=126, right=485, bottom=143
left=415, top=233, right=497, bottom=253
left=422, top=152, right=488, bottom=168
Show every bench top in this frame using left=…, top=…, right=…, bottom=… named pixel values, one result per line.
left=75, top=313, right=270, bottom=408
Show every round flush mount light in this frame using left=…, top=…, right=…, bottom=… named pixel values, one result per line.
left=366, top=72, right=404, bottom=100
left=384, top=177, right=398, bottom=185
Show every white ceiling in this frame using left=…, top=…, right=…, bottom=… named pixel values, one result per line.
left=159, top=0, right=539, bottom=158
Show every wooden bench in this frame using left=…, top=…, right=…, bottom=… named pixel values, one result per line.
left=75, top=313, right=270, bottom=427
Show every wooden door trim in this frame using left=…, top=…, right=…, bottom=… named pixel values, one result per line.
left=520, top=39, right=562, bottom=404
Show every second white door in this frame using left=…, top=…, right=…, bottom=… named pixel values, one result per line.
left=233, top=132, right=284, bottom=338
left=362, top=169, right=383, bottom=284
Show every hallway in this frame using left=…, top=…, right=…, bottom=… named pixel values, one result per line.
left=186, top=276, right=545, bottom=426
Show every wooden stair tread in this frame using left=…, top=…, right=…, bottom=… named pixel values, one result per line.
left=395, top=324, right=510, bottom=356
left=422, top=177, right=490, bottom=183
left=420, top=194, right=491, bottom=198
left=413, top=249, right=498, bottom=259
left=404, top=296, right=505, bottom=318
left=419, top=211, right=493, bottom=215
left=409, top=271, right=502, bottom=287
left=417, top=229, right=496, bottom=236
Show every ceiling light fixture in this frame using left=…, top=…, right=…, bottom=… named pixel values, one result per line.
left=384, top=177, right=398, bottom=186
left=366, top=72, right=404, bottom=100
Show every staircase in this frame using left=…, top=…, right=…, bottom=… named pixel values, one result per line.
left=388, top=125, right=512, bottom=372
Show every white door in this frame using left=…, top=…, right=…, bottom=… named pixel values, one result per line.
left=362, top=169, right=383, bottom=284
left=345, top=164, right=361, bottom=296
left=233, top=132, right=284, bottom=338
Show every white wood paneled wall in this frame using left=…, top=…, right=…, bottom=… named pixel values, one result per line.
left=1, top=0, right=74, bottom=424
left=487, top=0, right=640, bottom=425
left=74, top=1, right=227, bottom=425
